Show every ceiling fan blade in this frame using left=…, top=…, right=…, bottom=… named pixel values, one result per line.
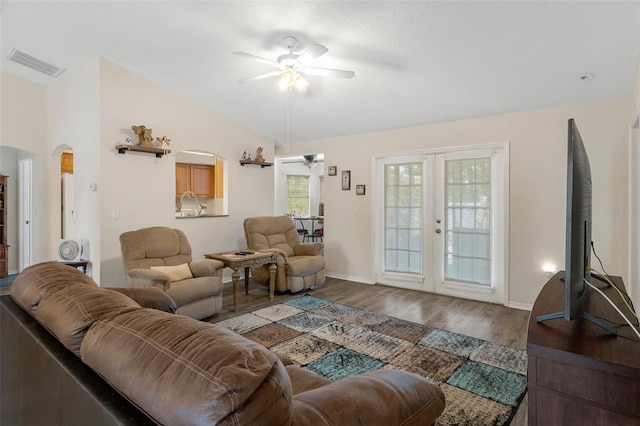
left=232, top=51, right=279, bottom=67
left=237, top=70, right=283, bottom=83
left=303, top=67, right=355, bottom=79
left=297, top=44, right=329, bottom=64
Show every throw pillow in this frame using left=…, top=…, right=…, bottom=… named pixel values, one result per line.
left=150, top=263, right=193, bottom=282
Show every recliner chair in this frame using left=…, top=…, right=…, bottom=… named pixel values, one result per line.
left=243, top=216, right=325, bottom=293
left=119, top=226, right=224, bottom=320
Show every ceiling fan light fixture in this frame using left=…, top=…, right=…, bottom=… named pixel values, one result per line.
left=303, top=160, right=318, bottom=169
left=293, top=74, right=309, bottom=92
left=277, top=70, right=294, bottom=91
left=277, top=69, right=308, bottom=92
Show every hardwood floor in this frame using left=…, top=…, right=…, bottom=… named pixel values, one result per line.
left=210, top=276, right=530, bottom=426
left=210, top=276, right=530, bottom=350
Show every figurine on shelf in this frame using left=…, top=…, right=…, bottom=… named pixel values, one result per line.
left=131, top=125, right=154, bottom=147
left=241, top=149, right=251, bottom=161
left=124, top=137, right=132, bottom=146
left=255, top=146, right=265, bottom=163
left=156, top=136, right=171, bottom=154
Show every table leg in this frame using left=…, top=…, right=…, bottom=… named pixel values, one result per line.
left=231, top=268, right=240, bottom=312
left=268, top=262, right=276, bottom=302
left=244, top=267, right=250, bottom=295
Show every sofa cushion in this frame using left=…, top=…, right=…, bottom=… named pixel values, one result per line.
left=150, top=263, right=193, bottom=282
left=36, top=285, right=140, bottom=356
left=243, top=216, right=300, bottom=257
left=120, top=227, right=193, bottom=271
left=81, top=309, right=293, bottom=425
left=10, top=261, right=96, bottom=317
left=108, top=287, right=177, bottom=313
left=285, top=256, right=325, bottom=277
left=166, top=276, right=223, bottom=306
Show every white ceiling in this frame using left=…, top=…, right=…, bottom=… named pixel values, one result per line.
left=2, top=1, right=639, bottom=145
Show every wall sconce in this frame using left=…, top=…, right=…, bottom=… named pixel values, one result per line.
left=542, top=262, right=556, bottom=278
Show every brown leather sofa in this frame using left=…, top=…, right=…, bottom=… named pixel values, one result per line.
left=2, top=262, right=445, bottom=425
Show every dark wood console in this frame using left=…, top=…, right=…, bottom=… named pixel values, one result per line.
left=527, top=272, right=640, bottom=425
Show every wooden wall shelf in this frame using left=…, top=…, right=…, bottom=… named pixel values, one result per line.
left=117, top=144, right=170, bottom=158
left=240, top=160, right=273, bottom=168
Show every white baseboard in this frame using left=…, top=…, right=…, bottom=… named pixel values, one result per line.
left=507, top=301, right=533, bottom=311
left=325, top=272, right=375, bottom=285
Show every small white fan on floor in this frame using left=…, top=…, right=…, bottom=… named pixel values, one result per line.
left=58, top=239, right=89, bottom=262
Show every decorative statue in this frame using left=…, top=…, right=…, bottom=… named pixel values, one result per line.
left=156, top=136, right=171, bottom=154
left=241, top=149, right=251, bottom=161
left=131, top=125, right=154, bottom=147
left=255, top=146, right=265, bottom=163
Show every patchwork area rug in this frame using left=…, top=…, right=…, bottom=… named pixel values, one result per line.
left=214, top=295, right=527, bottom=425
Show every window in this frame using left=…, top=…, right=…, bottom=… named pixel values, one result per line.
left=384, top=161, right=423, bottom=274
left=287, top=175, right=310, bottom=216
left=444, top=157, right=491, bottom=285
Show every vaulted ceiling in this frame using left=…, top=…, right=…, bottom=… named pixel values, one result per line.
left=2, top=1, right=639, bottom=144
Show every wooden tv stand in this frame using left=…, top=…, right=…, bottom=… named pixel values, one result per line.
left=527, top=272, right=640, bottom=425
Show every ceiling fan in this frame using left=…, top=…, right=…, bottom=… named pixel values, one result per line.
left=283, top=154, right=324, bottom=169
left=233, top=36, right=355, bottom=91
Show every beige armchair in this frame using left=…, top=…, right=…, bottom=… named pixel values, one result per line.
left=119, top=226, right=224, bottom=320
left=243, top=216, right=325, bottom=293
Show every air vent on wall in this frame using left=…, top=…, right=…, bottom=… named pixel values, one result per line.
left=7, top=48, right=65, bottom=78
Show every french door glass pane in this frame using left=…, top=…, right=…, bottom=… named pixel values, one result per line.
left=384, top=162, right=422, bottom=274
left=444, top=157, right=491, bottom=285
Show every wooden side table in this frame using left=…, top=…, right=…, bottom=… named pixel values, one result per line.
left=59, top=260, right=89, bottom=274
left=204, top=250, right=277, bottom=312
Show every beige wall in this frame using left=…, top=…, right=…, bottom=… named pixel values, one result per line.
left=97, top=59, right=274, bottom=285
left=2, top=60, right=274, bottom=284
left=629, top=55, right=640, bottom=310
left=47, top=59, right=101, bottom=277
left=278, top=98, right=631, bottom=308
left=0, top=71, right=48, bottom=272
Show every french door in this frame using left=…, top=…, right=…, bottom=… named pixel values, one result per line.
left=376, top=145, right=508, bottom=304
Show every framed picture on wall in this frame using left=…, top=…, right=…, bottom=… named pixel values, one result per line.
left=328, top=166, right=337, bottom=176
left=342, top=170, right=351, bottom=190
left=356, top=185, right=366, bottom=195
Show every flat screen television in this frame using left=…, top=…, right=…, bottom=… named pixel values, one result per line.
left=536, top=119, right=616, bottom=334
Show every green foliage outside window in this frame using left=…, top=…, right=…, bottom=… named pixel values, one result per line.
left=287, top=175, right=309, bottom=216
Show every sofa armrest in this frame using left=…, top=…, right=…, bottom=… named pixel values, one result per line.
left=294, top=243, right=324, bottom=257
left=258, top=248, right=289, bottom=259
left=126, top=269, right=171, bottom=291
left=291, top=370, right=445, bottom=426
left=189, top=259, right=224, bottom=278
left=106, top=287, right=177, bottom=313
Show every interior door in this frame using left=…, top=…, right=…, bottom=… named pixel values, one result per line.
left=19, top=157, right=33, bottom=271
left=630, top=118, right=640, bottom=310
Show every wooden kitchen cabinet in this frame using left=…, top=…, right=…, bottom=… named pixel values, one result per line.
left=176, top=163, right=216, bottom=198
left=61, top=152, right=73, bottom=174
